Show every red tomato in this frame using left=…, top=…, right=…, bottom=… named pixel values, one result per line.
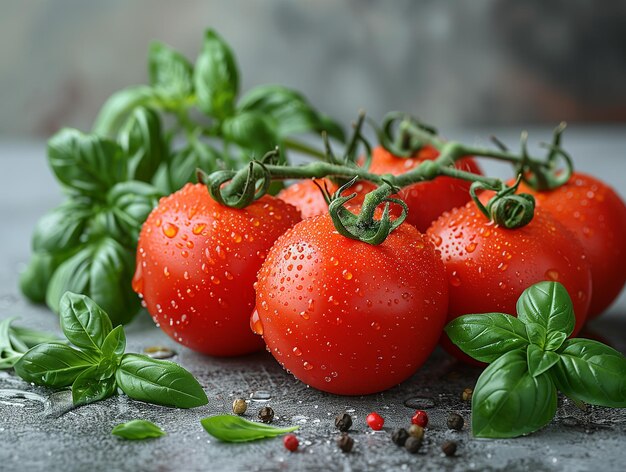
left=515, top=173, right=626, bottom=318
left=133, top=183, right=301, bottom=356
left=368, top=145, right=482, bottom=231
left=277, top=178, right=376, bottom=219
left=253, top=213, right=448, bottom=395
left=427, top=202, right=592, bottom=363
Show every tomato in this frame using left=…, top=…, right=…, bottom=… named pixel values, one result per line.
left=427, top=202, right=592, bottom=363
left=278, top=178, right=376, bottom=219
left=515, top=173, right=626, bottom=318
left=253, top=213, right=448, bottom=395
left=368, top=145, right=482, bottom=231
left=133, top=183, right=301, bottom=356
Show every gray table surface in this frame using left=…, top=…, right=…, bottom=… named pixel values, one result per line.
left=1, top=127, right=625, bottom=472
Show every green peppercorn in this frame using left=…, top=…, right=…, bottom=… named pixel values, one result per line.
left=447, top=412, right=464, bottom=431
left=391, top=428, right=409, bottom=446
left=461, top=387, right=473, bottom=402
left=232, top=398, right=247, bottom=415
left=258, top=406, right=274, bottom=423
left=408, top=424, right=424, bottom=441
left=335, top=413, right=353, bottom=432
left=441, top=440, right=457, bottom=457
left=404, top=436, right=422, bottom=454
left=337, top=433, right=354, bottom=453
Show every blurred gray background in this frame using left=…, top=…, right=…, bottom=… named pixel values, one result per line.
left=2, top=0, right=626, bottom=138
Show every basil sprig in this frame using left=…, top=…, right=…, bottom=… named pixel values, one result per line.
left=201, top=415, right=298, bottom=443
left=0, top=317, right=60, bottom=369
left=112, top=420, right=166, bottom=440
left=445, top=281, right=626, bottom=439
left=14, top=292, right=208, bottom=409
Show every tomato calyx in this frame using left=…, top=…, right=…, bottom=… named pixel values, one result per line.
left=470, top=175, right=536, bottom=229
left=371, top=111, right=439, bottom=158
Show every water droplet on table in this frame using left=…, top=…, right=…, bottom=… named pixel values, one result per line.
left=143, top=346, right=177, bottom=359
left=403, top=396, right=436, bottom=409
left=250, top=390, right=271, bottom=402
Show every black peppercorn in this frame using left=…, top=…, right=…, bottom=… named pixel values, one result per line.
left=337, top=433, right=354, bottom=453
left=335, top=412, right=353, bottom=432
left=391, top=428, right=409, bottom=446
left=447, top=412, right=464, bottom=431
left=404, top=436, right=422, bottom=454
left=441, top=440, right=457, bottom=456
left=258, top=406, right=274, bottom=423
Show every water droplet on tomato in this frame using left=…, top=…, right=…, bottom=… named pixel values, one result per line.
left=293, top=346, right=302, bottom=357
left=450, top=271, right=461, bottom=287
left=162, top=223, right=178, bottom=238
left=132, top=263, right=143, bottom=294
left=224, top=271, right=234, bottom=280
left=303, top=361, right=314, bottom=371
left=342, top=270, right=353, bottom=280
left=192, top=223, right=206, bottom=235
left=163, top=266, right=170, bottom=277
left=371, top=321, right=381, bottom=330
left=465, top=242, right=477, bottom=253
left=545, top=269, right=560, bottom=281
left=250, top=310, right=264, bottom=335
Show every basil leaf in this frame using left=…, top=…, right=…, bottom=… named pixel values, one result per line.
left=154, top=143, right=221, bottom=194
left=32, top=200, right=92, bottom=254
left=93, top=85, right=158, bottom=136
left=59, top=292, right=112, bottom=352
left=194, top=29, right=239, bottom=118
left=222, top=111, right=278, bottom=157
left=112, top=420, right=166, bottom=440
left=115, top=354, right=208, bottom=408
left=527, top=344, right=559, bottom=377
left=72, top=365, right=117, bottom=406
left=525, top=322, right=547, bottom=348
left=551, top=339, right=626, bottom=408
left=472, top=349, right=557, bottom=438
left=201, top=415, right=298, bottom=443
left=516, top=281, right=575, bottom=337
left=10, top=324, right=59, bottom=350
left=149, top=41, right=194, bottom=103
left=14, top=343, right=95, bottom=388
left=119, top=107, right=166, bottom=182
left=238, top=84, right=345, bottom=141
left=101, top=325, right=126, bottom=360
left=20, top=252, right=66, bottom=304
left=48, top=129, right=127, bottom=197
left=105, top=181, right=161, bottom=244
left=444, top=313, right=529, bottom=363
left=544, top=331, right=567, bottom=352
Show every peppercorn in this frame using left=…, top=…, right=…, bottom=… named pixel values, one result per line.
left=441, top=440, right=457, bottom=457
left=404, top=436, right=422, bottom=454
left=337, top=433, right=354, bottom=453
left=447, top=412, right=464, bottom=431
left=283, top=434, right=299, bottom=452
left=232, top=398, right=247, bottom=415
left=366, top=412, right=384, bottom=431
left=408, top=424, right=424, bottom=441
left=461, top=387, right=473, bottom=402
left=391, top=428, right=409, bottom=446
left=335, top=413, right=353, bottom=432
left=411, top=410, right=428, bottom=428
left=258, top=406, right=274, bottom=423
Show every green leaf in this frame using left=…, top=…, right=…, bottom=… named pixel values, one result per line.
left=517, top=281, right=575, bottom=337
left=101, top=325, right=126, bottom=359
left=112, top=420, right=166, bottom=440
left=115, top=354, right=208, bottom=409
left=154, top=144, right=220, bottom=194
left=544, top=331, right=567, bottom=351
left=525, top=322, right=547, bottom=348
left=93, top=85, right=158, bottom=136
left=11, top=326, right=59, bottom=348
left=472, top=349, right=557, bottom=438
left=194, top=29, right=239, bottom=118
left=149, top=41, right=194, bottom=103
left=118, top=107, right=166, bottom=182
left=31, top=201, right=92, bottom=254
left=105, top=181, right=161, bottom=244
left=238, top=84, right=345, bottom=141
left=201, top=415, right=298, bottom=443
left=527, top=344, right=559, bottom=377
left=48, top=129, right=127, bottom=197
left=59, top=292, right=112, bottom=352
left=20, top=252, right=66, bottom=304
left=14, top=343, right=95, bottom=388
left=552, top=339, right=626, bottom=408
left=72, top=365, right=117, bottom=406
left=222, top=111, right=278, bottom=157
left=444, top=313, right=529, bottom=363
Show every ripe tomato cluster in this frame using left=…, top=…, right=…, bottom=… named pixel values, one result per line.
left=134, top=145, right=626, bottom=395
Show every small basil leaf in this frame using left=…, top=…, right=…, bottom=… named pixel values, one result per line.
left=94, top=356, right=120, bottom=381
left=93, top=85, right=158, bottom=137
left=517, top=281, right=575, bottom=337
left=527, top=344, right=559, bottom=377
left=115, top=354, right=208, bottom=408
left=112, top=420, right=166, bottom=440
left=72, top=365, right=117, bottom=406
left=552, top=339, right=626, bottom=408
left=201, top=415, right=298, bottom=443
left=525, top=322, right=547, bottom=348
left=101, top=325, right=126, bottom=360
left=20, top=251, right=66, bottom=304
left=194, top=29, right=239, bottom=118
left=472, top=349, right=557, bottom=438
left=118, top=107, right=166, bottom=182
left=149, top=41, right=194, bottom=103
left=444, top=313, right=529, bottom=363
left=106, top=181, right=161, bottom=244
left=222, top=111, right=278, bottom=157
left=32, top=201, right=92, bottom=254
left=48, top=129, right=127, bottom=197
left=59, top=292, right=112, bottom=352
left=238, top=84, right=345, bottom=141
left=14, top=343, right=95, bottom=388
left=544, top=331, right=567, bottom=352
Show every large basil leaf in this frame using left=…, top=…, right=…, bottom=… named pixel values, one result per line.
left=444, top=313, right=529, bottom=363
left=14, top=342, right=95, bottom=388
left=222, top=111, right=278, bottom=158
left=194, top=29, right=239, bottom=118
left=238, top=84, right=345, bottom=141
left=48, top=129, right=127, bottom=197
left=31, top=200, right=92, bottom=254
left=118, top=107, right=166, bottom=182
left=472, top=349, right=557, bottom=438
left=517, top=281, right=575, bottom=338
left=552, top=339, right=626, bottom=407
left=72, top=365, right=117, bottom=406
left=104, top=181, right=161, bottom=244
left=20, top=251, right=67, bottom=304
left=92, top=85, right=158, bottom=136
left=59, top=292, right=112, bottom=352
left=149, top=41, right=194, bottom=103
left=115, top=354, right=208, bottom=408
left=201, top=415, right=298, bottom=443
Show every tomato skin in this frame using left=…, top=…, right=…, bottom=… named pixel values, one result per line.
left=515, top=173, right=626, bottom=318
left=368, top=146, right=482, bottom=231
left=134, top=183, right=301, bottom=356
left=277, top=179, right=376, bottom=219
left=427, top=202, right=592, bottom=363
left=254, top=213, right=448, bottom=395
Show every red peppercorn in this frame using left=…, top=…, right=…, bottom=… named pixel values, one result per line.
left=283, top=434, right=299, bottom=452
left=366, top=412, right=385, bottom=430
left=411, top=410, right=428, bottom=428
